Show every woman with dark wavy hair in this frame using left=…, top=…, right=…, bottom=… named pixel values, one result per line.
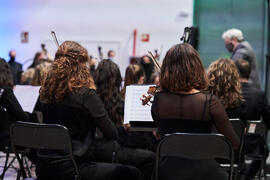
left=207, top=58, right=246, bottom=120
left=95, top=60, right=123, bottom=126
left=0, top=58, right=30, bottom=147
left=95, top=60, right=155, bottom=180
left=38, top=41, right=140, bottom=180
left=151, top=43, right=239, bottom=180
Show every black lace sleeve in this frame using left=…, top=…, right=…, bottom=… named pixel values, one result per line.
left=210, top=95, right=240, bottom=149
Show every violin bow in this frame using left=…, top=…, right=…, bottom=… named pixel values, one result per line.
left=148, top=51, right=161, bottom=72
left=51, top=31, right=60, bottom=48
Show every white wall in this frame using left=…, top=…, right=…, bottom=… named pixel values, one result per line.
left=0, top=0, right=193, bottom=75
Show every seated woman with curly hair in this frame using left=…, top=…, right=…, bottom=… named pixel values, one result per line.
left=151, top=43, right=239, bottom=180
left=37, top=41, right=140, bottom=180
left=207, top=58, right=246, bottom=121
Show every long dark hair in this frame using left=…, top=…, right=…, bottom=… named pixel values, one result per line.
left=160, top=43, right=208, bottom=92
left=95, top=60, right=124, bottom=126
left=0, top=58, right=14, bottom=88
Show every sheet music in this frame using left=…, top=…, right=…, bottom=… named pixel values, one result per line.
left=124, top=85, right=154, bottom=124
left=13, top=85, right=40, bottom=113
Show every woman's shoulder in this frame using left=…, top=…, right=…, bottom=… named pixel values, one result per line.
left=78, top=87, right=97, bottom=96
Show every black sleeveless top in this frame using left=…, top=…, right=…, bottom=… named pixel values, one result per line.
left=151, top=91, right=239, bottom=149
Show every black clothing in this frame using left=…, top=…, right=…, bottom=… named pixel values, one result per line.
left=141, top=63, right=154, bottom=84
left=8, top=59, right=23, bottom=85
left=241, top=82, right=270, bottom=127
left=240, top=82, right=270, bottom=178
left=226, top=103, right=247, bottom=125
left=37, top=88, right=141, bottom=180
left=0, top=88, right=30, bottom=146
left=40, top=88, right=117, bottom=142
left=114, top=100, right=156, bottom=151
left=151, top=91, right=239, bottom=148
left=151, top=91, right=239, bottom=180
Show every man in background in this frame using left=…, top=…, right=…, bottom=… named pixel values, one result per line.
left=8, top=50, right=23, bottom=85
left=222, top=28, right=260, bottom=89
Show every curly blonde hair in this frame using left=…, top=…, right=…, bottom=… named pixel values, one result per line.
left=40, top=41, right=95, bottom=103
left=207, top=58, right=244, bottom=108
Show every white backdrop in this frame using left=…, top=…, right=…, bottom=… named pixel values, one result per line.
left=0, top=0, right=193, bottom=75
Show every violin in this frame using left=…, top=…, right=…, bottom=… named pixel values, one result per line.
left=141, top=51, right=161, bottom=106
left=141, top=85, right=160, bottom=105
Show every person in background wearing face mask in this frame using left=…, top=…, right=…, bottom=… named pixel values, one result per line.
left=222, top=28, right=260, bottom=89
left=8, top=50, right=23, bottom=85
left=107, top=50, right=116, bottom=61
left=140, top=55, right=154, bottom=84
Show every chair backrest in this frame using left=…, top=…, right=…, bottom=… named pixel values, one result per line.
left=229, top=119, right=245, bottom=140
left=10, top=121, right=80, bottom=179
left=155, top=133, right=234, bottom=180
left=246, top=120, right=267, bottom=137
left=229, top=119, right=245, bottom=158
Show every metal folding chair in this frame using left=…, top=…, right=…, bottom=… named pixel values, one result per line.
left=10, top=121, right=81, bottom=180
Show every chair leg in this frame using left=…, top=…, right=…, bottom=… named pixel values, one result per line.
left=16, top=154, right=27, bottom=179
left=23, top=156, right=32, bottom=178
left=263, top=158, right=267, bottom=180
left=0, top=151, right=10, bottom=180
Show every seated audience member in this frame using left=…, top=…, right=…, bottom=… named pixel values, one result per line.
left=207, top=58, right=246, bottom=121
left=151, top=43, right=239, bottom=180
left=235, top=59, right=270, bottom=179
left=0, top=58, right=30, bottom=147
left=94, top=60, right=155, bottom=180
left=121, top=64, right=145, bottom=98
left=37, top=41, right=141, bottom=180
left=140, top=55, right=154, bottom=84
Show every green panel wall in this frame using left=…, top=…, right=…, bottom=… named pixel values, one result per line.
left=194, top=0, right=267, bottom=89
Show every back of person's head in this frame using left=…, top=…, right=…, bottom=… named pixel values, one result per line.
left=95, top=59, right=122, bottom=91
left=222, top=28, right=244, bottom=41
left=160, top=43, right=208, bottom=92
left=124, top=64, right=145, bottom=86
left=95, top=59, right=123, bottom=126
left=235, top=59, right=251, bottom=80
left=40, top=41, right=95, bottom=103
left=0, top=58, right=14, bottom=88
left=207, top=58, right=243, bottom=108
